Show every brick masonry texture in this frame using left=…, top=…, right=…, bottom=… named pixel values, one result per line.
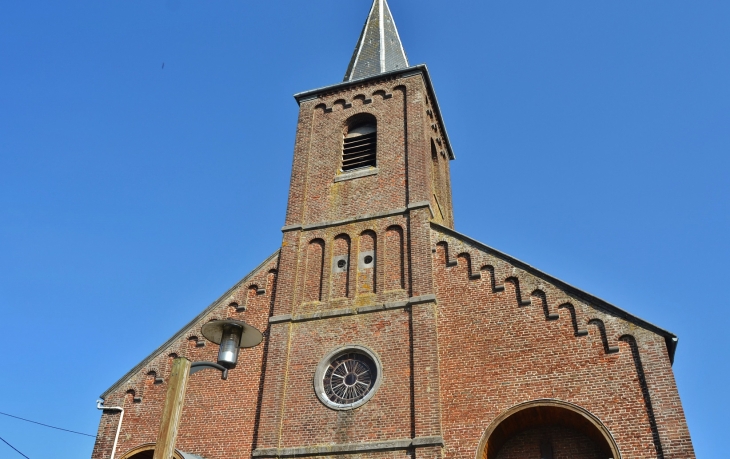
left=430, top=227, right=695, bottom=459
left=92, top=67, right=695, bottom=459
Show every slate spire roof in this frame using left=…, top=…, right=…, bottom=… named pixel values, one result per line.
left=343, top=0, right=410, bottom=82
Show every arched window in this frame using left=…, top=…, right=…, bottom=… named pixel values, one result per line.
left=119, top=444, right=186, bottom=459
left=342, top=116, right=377, bottom=171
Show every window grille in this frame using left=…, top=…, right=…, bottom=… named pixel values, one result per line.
left=323, top=352, right=376, bottom=405
left=342, top=123, right=376, bottom=171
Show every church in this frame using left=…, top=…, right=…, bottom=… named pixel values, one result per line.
left=92, top=1, right=695, bottom=458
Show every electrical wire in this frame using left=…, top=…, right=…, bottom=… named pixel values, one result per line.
left=0, top=411, right=95, bottom=438
left=0, top=435, right=30, bottom=459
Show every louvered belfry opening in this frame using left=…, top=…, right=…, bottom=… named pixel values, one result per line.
left=342, top=119, right=377, bottom=172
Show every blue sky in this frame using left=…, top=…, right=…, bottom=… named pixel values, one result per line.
left=0, top=1, right=728, bottom=458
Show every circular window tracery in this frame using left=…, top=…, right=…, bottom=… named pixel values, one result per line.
left=314, top=345, right=382, bottom=410
left=324, top=352, right=376, bottom=405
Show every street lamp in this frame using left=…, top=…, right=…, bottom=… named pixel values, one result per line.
left=152, top=319, right=263, bottom=459
left=194, top=319, right=263, bottom=375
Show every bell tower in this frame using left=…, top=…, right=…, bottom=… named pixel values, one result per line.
left=91, top=2, right=696, bottom=458
left=255, top=1, right=454, bottom=457
left=282, top=0, right=455, bottom=232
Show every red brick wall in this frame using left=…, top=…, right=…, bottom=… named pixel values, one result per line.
left=92, top=67, right=694, bottom=459
left=92, top=67, right=446, bottom=457
left=279, top=311, right=412, bottom=446
left=284, top=73, right=453, bottom=229
left=431, top=229, right=695, bottom=459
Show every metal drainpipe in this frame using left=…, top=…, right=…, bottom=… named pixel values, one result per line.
left=96, top=400, right=124, bottom=459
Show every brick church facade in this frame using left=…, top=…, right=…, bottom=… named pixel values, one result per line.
left=92, top=2, right=695, bottom=458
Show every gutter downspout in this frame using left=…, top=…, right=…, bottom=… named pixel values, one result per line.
left=96, top=400, right=124, bottom=459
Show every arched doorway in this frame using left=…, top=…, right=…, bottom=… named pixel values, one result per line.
left=119, top=443, right=186, bottom=459
left=476, top=400, right=620, bottom=459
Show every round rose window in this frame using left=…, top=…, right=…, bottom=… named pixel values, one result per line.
left=324, top=352, right=376, bottom=404
left=314, top=346, right=382, bottom=410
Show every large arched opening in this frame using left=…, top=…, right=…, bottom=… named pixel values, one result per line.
left=119, top=443, right=198, bottom=459
left=476, top=400, right=620, bottom=459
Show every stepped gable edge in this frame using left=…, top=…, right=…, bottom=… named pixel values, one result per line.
left=431, top=222, right=678, bottom=363
left=100, top=249, right=281, bottom=399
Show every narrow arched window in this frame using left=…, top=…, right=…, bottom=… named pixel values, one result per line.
left=342, top=117, right=377, bottom=171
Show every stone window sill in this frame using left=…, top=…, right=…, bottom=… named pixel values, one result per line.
left=334, top=167, right=378, bottom=183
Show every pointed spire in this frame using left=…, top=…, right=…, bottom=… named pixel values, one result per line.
left=343, top=0, right=410, bottom=82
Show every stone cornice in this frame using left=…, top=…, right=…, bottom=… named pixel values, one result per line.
left=252, top=436, right=444, bottom=457
left=282, top=201, right=433, bottom=233
left=269, top=294, right=436, bottom=324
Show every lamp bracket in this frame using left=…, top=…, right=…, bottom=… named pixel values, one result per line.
left=189, top=361, right=229, bottom=380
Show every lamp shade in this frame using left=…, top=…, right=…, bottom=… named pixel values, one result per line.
left=201, top=319, right=263, bottom=348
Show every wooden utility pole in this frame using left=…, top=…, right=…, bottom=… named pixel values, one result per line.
left=153, top=357, right=191, bottom=459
